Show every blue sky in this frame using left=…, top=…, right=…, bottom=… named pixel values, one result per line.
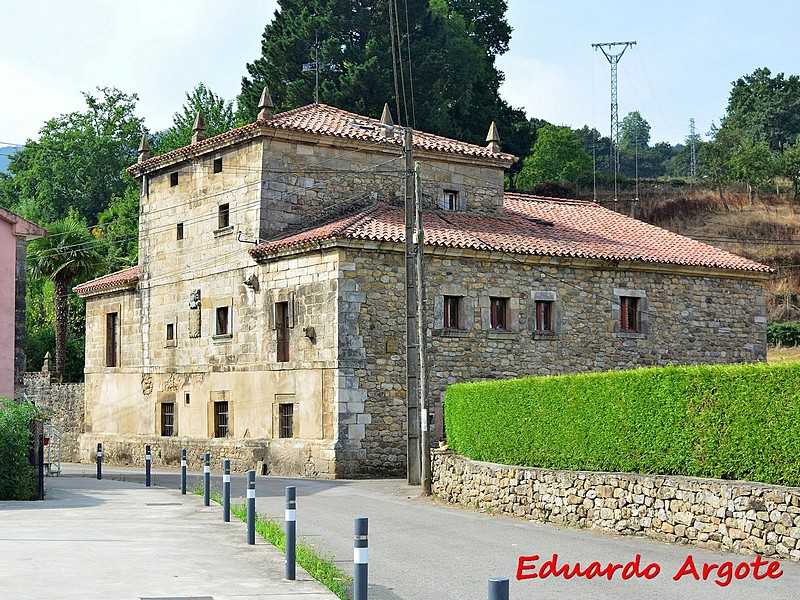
left=1, top=0, right=798, bottom=150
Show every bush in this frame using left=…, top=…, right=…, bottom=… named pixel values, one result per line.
left=767, top=321, right=800, bottom=346
left=0, top=398, right=43, bottom=500
left=444, top=363, right=800, bottom=487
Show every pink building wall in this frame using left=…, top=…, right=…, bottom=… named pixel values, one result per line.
left=0, top=208, right=46, bottom=398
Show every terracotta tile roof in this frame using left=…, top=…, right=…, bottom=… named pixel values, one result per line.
left=73, top=266, right=139, bottom=296
left=250, top=194, right=771, bottom=274
left=129, top=104, right=515, bottom=173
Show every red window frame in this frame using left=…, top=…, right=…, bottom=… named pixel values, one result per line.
left=490, top=297, right=507, bottom=330
left=534, top=300, right=553, bottom=332
left=620, top=296, right=639, bottom=332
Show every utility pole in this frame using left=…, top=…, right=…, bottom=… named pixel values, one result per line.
left=689, top=118, right=698, bottom=178
left=415, top=162, right=431, bottom=495
left=404, top=127, right=420, bottom=485
left=592, top=41, right=636, bottom=201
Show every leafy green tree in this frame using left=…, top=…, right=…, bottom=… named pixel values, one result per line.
left=730, top=139, right=777, bottom=205
left=698, top=123, right=734, bottom=211
left=782, top=140, right=800, bottom=198
left=619, top=111, right=651, bottom=152
left=237, top=0, right=531, bottom=159
left=155, top=83, right=237, bottom=155
left=95, top=182, right=139, bottom=272
left=514, top=125, right=592, bottom=190
left=2, top=87, right=144, bottom=224
left=573, top=125, right=610, bottom=172
left=27, top=214, right=107, bottom=376
left=726, top=68, right=800, bottom=153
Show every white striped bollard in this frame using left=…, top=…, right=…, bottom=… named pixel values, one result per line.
left=145, top=444, right=151, bottom=487
left=96, top=443, right=102, bottom=480
left=354, top=517, right=368, bottom=600
left=180, top=448, right=186, bottom=495
left=222, top=459, right=231, bottom=522
left=488, top=577, right=509, bottom=600
left=203, top=452, right=210, bottom=506
left=246, top=470, right=256, bottom=545
left=285, top=486, right=296, bottom=580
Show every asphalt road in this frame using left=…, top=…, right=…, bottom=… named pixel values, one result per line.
left=74, top=464, right=800, bottom=600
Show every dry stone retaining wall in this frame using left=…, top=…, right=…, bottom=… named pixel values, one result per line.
left=24, top=371, right=84, bottom=461
left=432, top=450, right=800, bottom=561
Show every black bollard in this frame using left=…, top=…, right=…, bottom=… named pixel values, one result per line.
left=488, top=578, right=509, bottom=600
left=222, top=459, right=231, bottom=522
left=203, top=452, right=210, bottom=507
left=246, top=470, right=256, bottom=545
left=145, top=444, right=151, bottom=487
left=180, top=448, right=186, bottom=495
left=96, top=442, right=103, bottom=480
left=285, top=486, right=296, bottom=580
left=354, top=517, right=368, bottom=600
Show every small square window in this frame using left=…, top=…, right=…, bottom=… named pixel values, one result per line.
left=443, top=296, right=461, bottom=330
left=215, top=306, right=230, bottom=336
left=176, top=223, right=184, bottom=240
left=620, top=296, right=639, bottom=332
left=279, top=403, right=294, bottom=438
left=218, top=203, right=230, bottom=229
left=442, top=190, right=459, bottom=211
left=166, top=322, right=175, bottom=342
left=161, top=402, right=175, bottom=437
left=170, top=172, right=179, bottom=187
left=213, top=158, right=223, bottom=173
left=214, top=401, right=229, bottom=438
left=490, top=297, right=507, bottom=330
left=534, top=300, right=554, bottom=332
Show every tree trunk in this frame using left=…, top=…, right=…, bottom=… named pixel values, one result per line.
left=716, top=177, right=731, bottom=211
left=53, top=276, right=69, bottom=377
left=748, top=183, right=755, bottom=206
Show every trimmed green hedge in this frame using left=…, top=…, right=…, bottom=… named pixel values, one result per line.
left=0, top=398, right=42, bottom=500
left=444, top=363, right=800, bottom=487
left=767, top=321, right=800, bottom=346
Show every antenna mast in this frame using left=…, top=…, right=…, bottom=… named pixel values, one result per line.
left=302, top=32, right=322, bottom=104
left=592, top=40, right=636, bottom=201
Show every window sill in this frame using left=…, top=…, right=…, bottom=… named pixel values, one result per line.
left=214, top=225, right=234, bottom=238
left=614, top=331, right=647, bottom=340
left=165, top=340, right=177, bottom=348
left=212, top=333, right=233, bottom=343
left=434, top=329, right=470, bottom=338
left=531, top=331, right=558, bottom=340
left=487, top=330, right=517, bottom=340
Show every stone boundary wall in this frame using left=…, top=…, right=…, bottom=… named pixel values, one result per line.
left=432, top=450, right=800, bottom=561
left=78, top=434, right=335, bottom=477
left=23, top=371, right=84, bottom=461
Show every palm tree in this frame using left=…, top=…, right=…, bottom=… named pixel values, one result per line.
left=28, top=214, right=107, bottom=376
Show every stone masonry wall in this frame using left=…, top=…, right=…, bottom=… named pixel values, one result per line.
left=433, top=451, right=800, bottom=561
left=339, top=246, right=767, bottom=476
left=23, top=371, right=84, bottom=461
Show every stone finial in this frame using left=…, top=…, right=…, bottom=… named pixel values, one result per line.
left=258, top=86, right=275, bottom=121
left=42, top=351, right=52, bottom=373
left=191, top=110, right=206, bottom=144
left=486, top=121, right=501, bottom=153
left=137, top=133, right=151, bottom=162
left=380, top=103, right=394, bottom=127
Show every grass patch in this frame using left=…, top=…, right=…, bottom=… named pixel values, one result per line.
left=768, top=345, right=800, bottom=364
left=190, top=482, right=350, bottom=599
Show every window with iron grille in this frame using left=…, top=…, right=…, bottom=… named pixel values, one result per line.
left=279, top=403, right=294, bottom=438
left=214, top=401, right=229, bottom=438
left=620, top=296, right=639, bottom=332
left=276, top=301, right=290, bottom=362
left=218, top=203, right=230, bottom=229
left=443, top=296, right=461, bottom=329
left=490, top=297, right=507, bottom=330
left=105, top=312, right=118, bottom=367
left=534, top=300, right=554, bottom=332
left=161, top=402, right=175, bottom=436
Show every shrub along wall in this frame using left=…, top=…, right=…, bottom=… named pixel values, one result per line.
left=444, top=363, right=800, bottom=487
left=0, top=398, right=42, bottom=501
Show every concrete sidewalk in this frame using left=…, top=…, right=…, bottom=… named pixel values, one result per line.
left=0, top=472, right=338, bottom=600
